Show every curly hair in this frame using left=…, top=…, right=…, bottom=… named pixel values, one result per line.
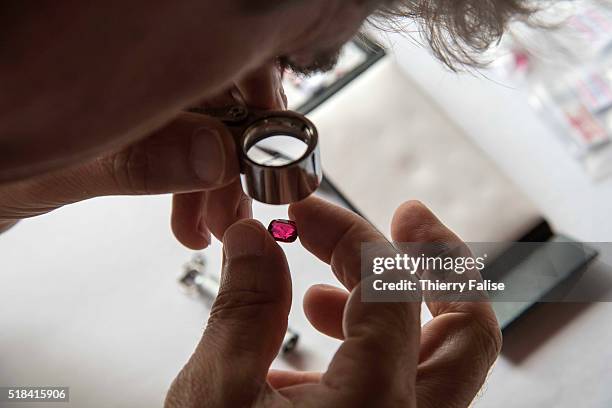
left=373, top=0, right=535, bottom=69
left=243, top=0, right=536, bottom=70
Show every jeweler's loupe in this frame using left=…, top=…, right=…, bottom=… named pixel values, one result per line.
left=188, top=105, right=322, bottom=205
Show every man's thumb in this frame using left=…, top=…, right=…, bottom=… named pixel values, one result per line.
left=167, top=220, right=291, bottom=406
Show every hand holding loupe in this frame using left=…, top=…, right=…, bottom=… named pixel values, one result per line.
left=188, top=105, right=321, bottom=205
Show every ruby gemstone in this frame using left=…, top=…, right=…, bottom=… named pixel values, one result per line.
left=268, top=219, right=298, bottom=243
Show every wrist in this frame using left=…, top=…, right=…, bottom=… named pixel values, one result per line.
left=0, top=220, right=18, bottom=234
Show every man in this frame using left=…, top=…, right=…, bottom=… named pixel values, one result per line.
left=0, top=0, right=531, bottom=406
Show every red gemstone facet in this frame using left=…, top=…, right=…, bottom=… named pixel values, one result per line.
left=268, top=219, right=298, bottom=243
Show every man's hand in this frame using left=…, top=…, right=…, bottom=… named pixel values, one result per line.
left=0, top=63, right=286, bottom=248
left=165, top=197, right=502, bottom=407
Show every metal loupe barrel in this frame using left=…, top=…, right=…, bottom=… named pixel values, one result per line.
left=240, top=113, right=322, bottom=205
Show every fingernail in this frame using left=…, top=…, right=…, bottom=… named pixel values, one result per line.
left=198, top=219, right=211, bottom=248
left=223, top=221, right=265, bottom=259
left=190, top=128, right=225, bottom=185
left=237, top=196, right=253, bottom=219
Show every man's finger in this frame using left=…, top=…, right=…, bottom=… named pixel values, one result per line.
left=171, top=192, right=210, bottom=250
left=303, top=284, right=348, bottom=340
left=166, top=220, right=290, bottom=407
left=204, top=181, right=252, bottom=240
left=290, top=197, right=420, bottom=404
left=391, top=200, right=491, bottom=309
left=289, top=196, right=387, bottom=290
left=171, top=181, right=251, bottom=249
left=0, top=112, right=240, bottom=222
left=94, top=112, right=239, bottom=195
left=267, top=370, right=321, bottom=390
left=391, top=200, right=502, bottom=408
left=236, top=62, right=286, bottom=109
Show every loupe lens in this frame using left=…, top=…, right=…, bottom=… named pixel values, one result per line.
left=242, top=116, right=315, bottom=168
left=246, top=134, right=308, bottom=167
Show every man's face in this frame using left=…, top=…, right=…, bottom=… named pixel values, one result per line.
left=253, top=0, right=390, bottom=75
